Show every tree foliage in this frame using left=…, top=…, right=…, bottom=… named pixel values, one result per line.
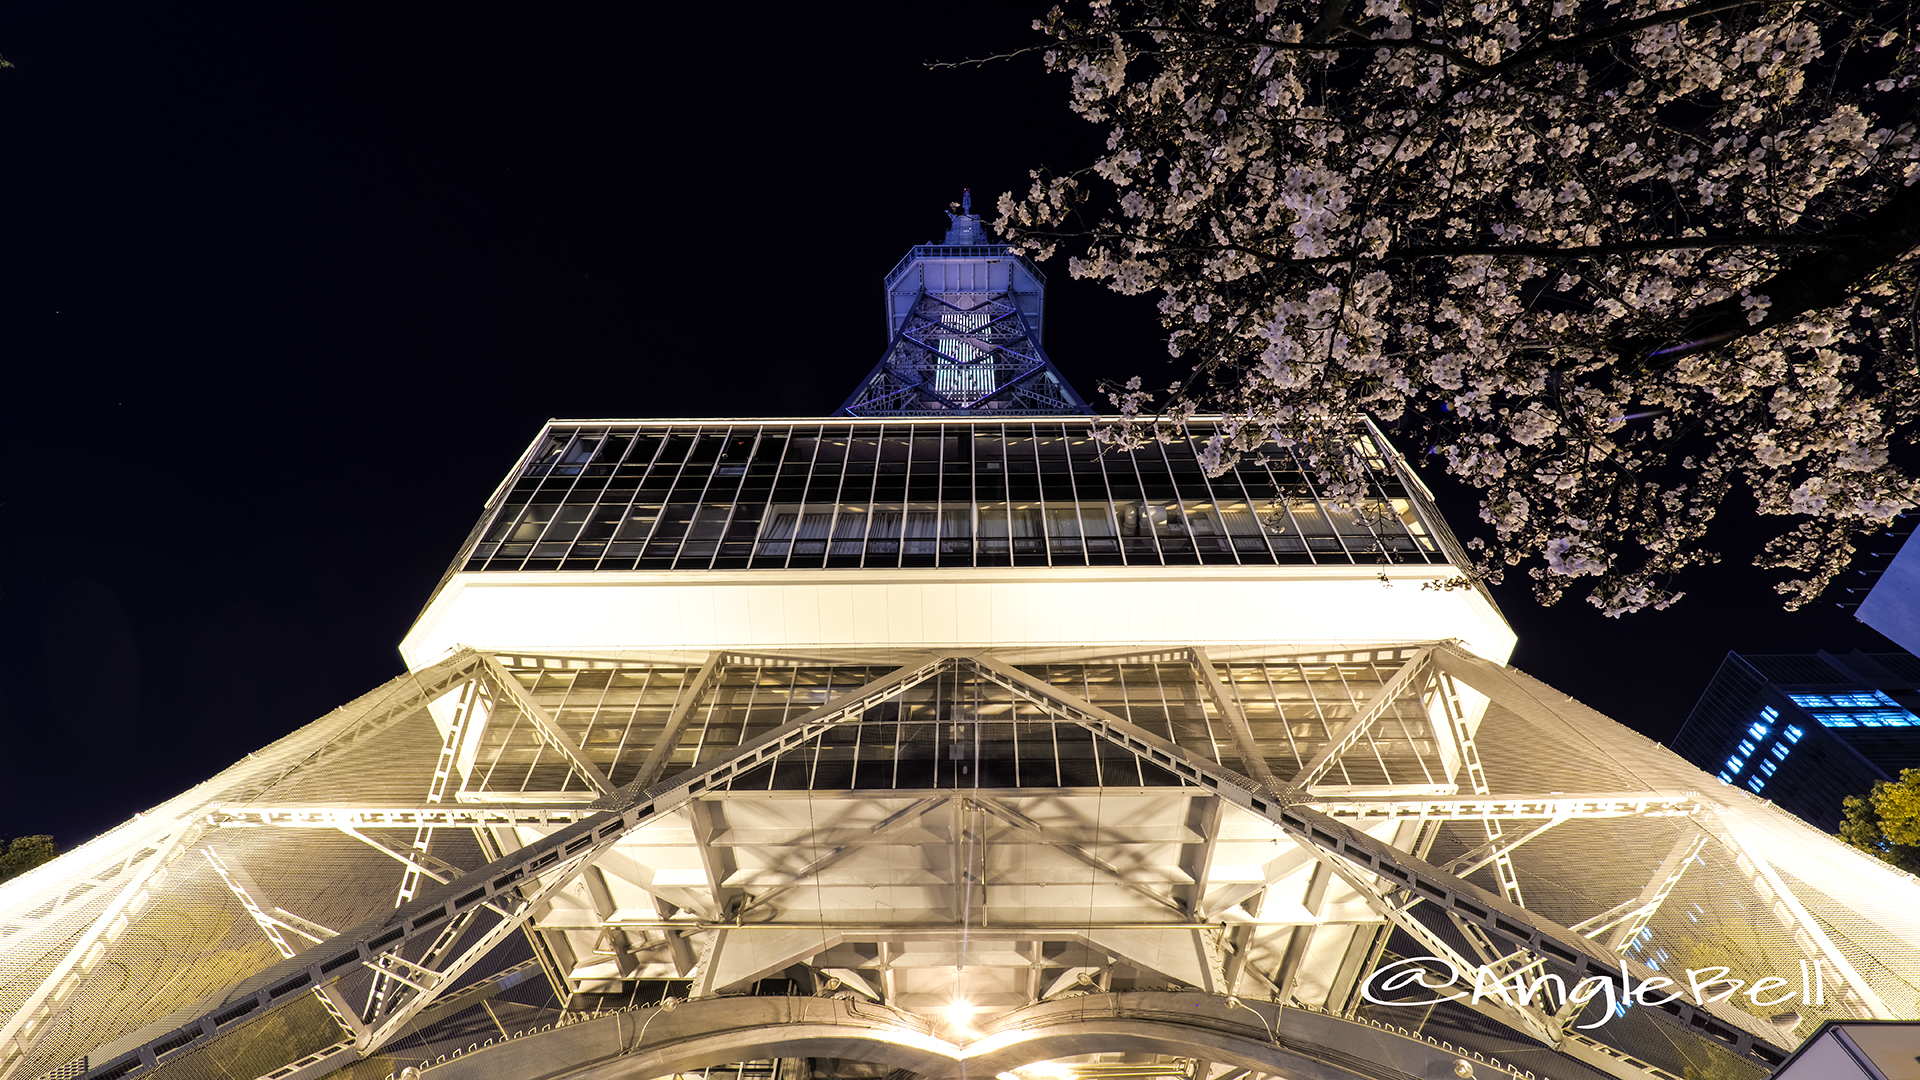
left=1838, top=768, right=1920, bottom=874
left=1000, top=0, right=1920, bottom=613
left=0, top=835, right=59, bottom=885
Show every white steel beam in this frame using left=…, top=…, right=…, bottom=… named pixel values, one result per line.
left=213, top=804, right=600, bottom=830
left=1439, top=812, right=1569, bottom=880
left=1189, top=647, right=1277, bottom=789
left=634, top=651, right=724, bottom=788
left=1601, top=832, right=1708, bottom=952
left=1305, top=792, right=1699, bottom=822
left=960, top=658, right=1796, bottom=1073
left=337, top=826, right=466, bottom=885
left=364, top=843, right=611, bottom=1047
left=733, top=797, right=949, bottom=918
left=203, top=850, right=367, bottom=1045
left=970, top=796, right=1185, bottom=917
left=72, top=651, right=967, bottom=1080
left=1716, top=817, right=1895, bottom=1019
left=479, top=653, right=613, bottom=796
left=1282, top=648, right=1433, bottom=794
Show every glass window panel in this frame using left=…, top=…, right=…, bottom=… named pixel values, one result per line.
left=589, top=434, right=631, bottom=476
left=973, top=432, right=1005, bottom=473
left=978, top=502, right=1010, bottom=554
left=657, top=433, right=696, bottom=465
left=940, top=508, right=973, bottom=554
left=1284, top=495, right=1345, bottom=552
left=879, top=435, right=911, bottom=473
left=909, top=436, right=944, bottom=474
left=867, top=505, right=904, bottom=554
left=1044, top=503, right=1083, bottom=538
left=483, top=502, right=528, bottom=544
left=1178, top=501, right=1231, bottom=554
left=1215, top=500, right=1269, bottom=549
left=830, top=505, right=869, bottom=554
left=783, top=435, right=821, bottom=474
left=1113, top=498, right=1158, bottom=558
left=904, top=503, right=939, bottom=555
left=511, top=504, right=559, bottom=542
left=616, top=504, right=661, bottom=541
left=579, top=502, right=623, bottom=541
left=1151, top=502, right=1195, bottom=552
left=1078, top=503, right=1119, bottom=553
left=685, top=433, right=722, bottom=465
left=650, top=502, right=697, bottom=546
left=756, top=508, right=797, bottom=558
left=1010, top=503, right=1044, bottom=554
left=621, top=433, right=664, bottom=476
left=534, top=504, right=592, bottom=556
left=845, top=437, right=879, bottom=472
left=783, top=506, right=833, bottom=557
left=685, top=503, right=732, bottom=541
left=1004, top=434, right=1038, bottom=473
left=524, top=433, right=571, bottom=477
left=812, top=436, right=848, bottom=465
left=1034, top=430, right=1069, bottom=464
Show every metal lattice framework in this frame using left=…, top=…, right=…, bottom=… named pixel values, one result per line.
left=7, top=643, right=1918, bottom=1080
left=841, top=288, right=1089, bottom=417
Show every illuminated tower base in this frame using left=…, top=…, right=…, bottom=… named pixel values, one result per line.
left=5, top=209, right=1919, bottom=1080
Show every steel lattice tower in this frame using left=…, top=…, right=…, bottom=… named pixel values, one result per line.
left=840, top=192, right=1089, bottom=418
left=5, top=206, right=1920, bottom=1080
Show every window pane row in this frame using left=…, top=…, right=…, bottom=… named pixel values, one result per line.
left=460, top=421, right=1446, bottom=572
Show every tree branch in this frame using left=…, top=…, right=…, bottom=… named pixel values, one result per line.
left=1636, top=182, right=1920, bottom=362
left=1480, top=0, right=1764, bottom=80
left=1017, top=227, right=1828, bottom=265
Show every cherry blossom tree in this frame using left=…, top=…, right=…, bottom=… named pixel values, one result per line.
left=997, top=0, right=1920, bottom=614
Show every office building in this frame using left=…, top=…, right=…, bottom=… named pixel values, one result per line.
left=1673, top=651, right=1920, bottom=830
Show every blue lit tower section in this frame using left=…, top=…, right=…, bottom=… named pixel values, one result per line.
left=1673, top=650, right=1920, bottom=829
left=840, top=192, right=1090, bottom=417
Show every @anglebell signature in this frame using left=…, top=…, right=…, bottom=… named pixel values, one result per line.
left=1360, top=956, right=1828, bottom=1029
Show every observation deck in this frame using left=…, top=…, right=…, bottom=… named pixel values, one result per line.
left=402, top=415, right=1512, bottom=668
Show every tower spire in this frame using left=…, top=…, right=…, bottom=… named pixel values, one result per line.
left=839, top=194, right=1091, bottom=417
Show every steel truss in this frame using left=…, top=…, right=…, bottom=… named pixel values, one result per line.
left=840, top=290, right=1088, bottom=417
left=0, top=651, right=488, bottom=1080
left=58, top=643, right=1834, bottom=1080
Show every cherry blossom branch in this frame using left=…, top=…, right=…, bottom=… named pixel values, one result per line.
left=1638, top=182, right=1920, bottom=361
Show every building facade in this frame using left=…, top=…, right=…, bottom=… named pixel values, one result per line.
left=6, top=209, right=1920, bottom=1080
left=1673, top=651, right=1920, bottom=830
left=1857, top=526, right=1920, bottom=657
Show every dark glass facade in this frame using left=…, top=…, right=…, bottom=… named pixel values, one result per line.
left=1673, top=650, right=1920, bottom=829
left=457, top=419, right=1453, bottom=574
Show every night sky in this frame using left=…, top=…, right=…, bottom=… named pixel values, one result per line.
left=0, top=3, right=1897, bottom=849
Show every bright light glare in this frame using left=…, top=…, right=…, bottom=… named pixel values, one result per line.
left=944, top=1000, right=973, bottom=1027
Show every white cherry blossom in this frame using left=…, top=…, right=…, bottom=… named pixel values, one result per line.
left=999, top=0, right=1920, bottom=614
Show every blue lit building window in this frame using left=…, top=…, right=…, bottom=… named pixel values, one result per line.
left=1787, top=691, right=1919, bottom=728
left=1717, top=770, right=1734, bottom=783
left=1785, top=725, right=1803, bottom=742
left=1771, top=743, right=1790, bottom=760
left=1759, top=760, right=1777, bottom=776
left=1726, top=755, right=1745, bottom=773
left=1748, top=776, right=1766, bottom=793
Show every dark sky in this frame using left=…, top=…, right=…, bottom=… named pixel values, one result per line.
left=0, top=3, right=1897, bottom=848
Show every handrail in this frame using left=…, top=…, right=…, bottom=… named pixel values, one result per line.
left=882, top=245, right=1046, bottom=289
